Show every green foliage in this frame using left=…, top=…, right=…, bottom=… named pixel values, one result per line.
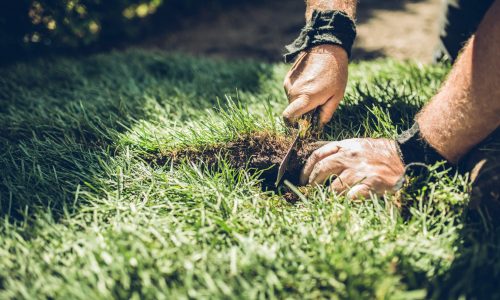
left=0, top=0, right=242, bottom=62
left=0, top=1, right=152, bottom=53
left=0, top=50, right=495, bottom=299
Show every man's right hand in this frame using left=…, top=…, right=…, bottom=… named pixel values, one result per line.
left=283, top=44, right=348, bottom=126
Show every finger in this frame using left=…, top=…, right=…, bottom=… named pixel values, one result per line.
left=300, top=142, right=341, bottom=185
left=308, top=153, right=345, bottom=185
left=319, top=96, right=341, bottom=126
left=282, top=95, right=317, bottom=125
left=346, top=183, right=372, bottom=200
left=330, top=173, right=350, bottom=193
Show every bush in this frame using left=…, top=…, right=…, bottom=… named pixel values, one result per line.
left=0, top=0, right=240, bottom=63
left=0, top=1, right=149, bottom=53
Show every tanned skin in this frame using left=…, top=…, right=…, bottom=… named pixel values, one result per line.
left=283, top=0, right=357, bottom=126
left=305, top=0, right=357, bottom=20
left=417, top=0, right=500, bottom=163
left=291, top=0, right=500, bottom=199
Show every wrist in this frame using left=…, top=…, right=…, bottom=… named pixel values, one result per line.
left=417, top=114, right=465, bottom=164
left=284, top=10, right=356, bottom=63
left=395, top=122, right=451, bottom=167
left=308, top=44, right=347, bottom=55
left=306, top=4, right=334, bottom=21
left=306, top=1, right=357, bottom=20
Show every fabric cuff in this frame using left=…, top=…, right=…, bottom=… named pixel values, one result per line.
left=284, top=10, right=357, bottom=63
left=396, top=122, right=450, bottom=167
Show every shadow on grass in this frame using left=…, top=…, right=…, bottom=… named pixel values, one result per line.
left=428, top=207, right=500, bottom=299
left=429, top=129, right=500, bottom=298
left=0, top=50, right=274, bottom=220
left=351, top=48, right=387, bottom=61
left=324, top=84, right=423, bottom=140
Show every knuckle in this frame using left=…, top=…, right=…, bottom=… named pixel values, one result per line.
left=310, top=150, right=321, bottom=163
left=283, top=78, right=291, bottom=91
left=371, top=174, right=384, bottom=184
left=282, top=110, right=295, bottom=122
left=309, top=170, right=319, bottom=184
left=282, top=110, right=290, bottom=119
left=296, top=93, right=310, bottom=103
left=340, top=175, right=352, bottom=187
left=315, top=160, right=324, bottom=172
left=349, top=150, right=359, bottom=158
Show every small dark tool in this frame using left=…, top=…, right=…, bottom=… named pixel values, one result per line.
left=275, top=109, right=321, bottom=186
left=275, top=131, right=300, bottom=186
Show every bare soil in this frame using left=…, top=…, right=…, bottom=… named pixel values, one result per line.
left=155, top=132, right=327, bottom=200
left=140, top=0, right=441, bottom=62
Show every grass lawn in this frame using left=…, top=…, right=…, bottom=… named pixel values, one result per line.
left=0, top=50, right=498, bottom=299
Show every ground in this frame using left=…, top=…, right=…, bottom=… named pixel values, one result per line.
left=141, top=0, right=441, bottom=62
left=0, top=1, right=497, bottom=297
left=1, top=49, right=498, bottom=299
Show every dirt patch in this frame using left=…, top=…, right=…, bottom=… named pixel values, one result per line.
left=354, top=0, right=441, bottom=62
left=155, top=132, right=327, bottom=199
left=137, top=0, right=441, bottom=62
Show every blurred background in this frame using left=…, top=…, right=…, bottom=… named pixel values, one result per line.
left=0, top=0, right=441, bottom=64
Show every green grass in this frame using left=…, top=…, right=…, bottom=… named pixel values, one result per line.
left=0, top=50, right=496, bottom=299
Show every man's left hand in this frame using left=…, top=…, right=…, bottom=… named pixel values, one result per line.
left=301, top=138, right=405, bottom=199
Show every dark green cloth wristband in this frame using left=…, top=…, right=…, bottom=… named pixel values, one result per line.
left=396, top=122, right=449, bottom=166
left=284, top=10, right=357, bottom=63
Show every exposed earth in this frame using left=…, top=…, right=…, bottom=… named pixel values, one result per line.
left=156, top=132, right=326, bottom=192
left=141, top=0, right=442, bottom=62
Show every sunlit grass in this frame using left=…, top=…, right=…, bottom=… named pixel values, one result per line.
left=0, top=50, right=494, bottom=299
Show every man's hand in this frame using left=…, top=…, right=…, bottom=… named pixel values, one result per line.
left=283, top=44, right=348, bottom=126
left=301, top=138, right=405, bottom=199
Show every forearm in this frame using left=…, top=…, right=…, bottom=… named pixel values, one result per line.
left=306, top=0, right=357, bottom=20
left=417, top=0, right=500, bottom=163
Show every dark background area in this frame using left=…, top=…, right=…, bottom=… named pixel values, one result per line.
left=0, top=0, right=441, bottom=65
left=0, top=0, right=256, bottom=63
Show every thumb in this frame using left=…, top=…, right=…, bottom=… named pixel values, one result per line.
left=282, top=95, right=316, bottom=125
